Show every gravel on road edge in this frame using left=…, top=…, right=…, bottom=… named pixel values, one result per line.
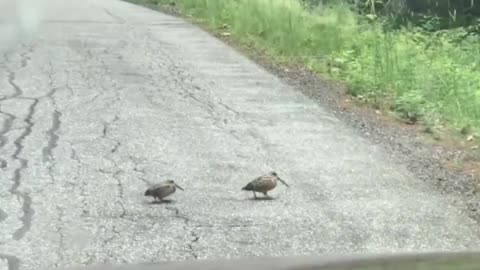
left=126, top=1, right=480, bottom=225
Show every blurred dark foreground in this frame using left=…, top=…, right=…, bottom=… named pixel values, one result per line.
left=62, top=251, right=480, bottom=270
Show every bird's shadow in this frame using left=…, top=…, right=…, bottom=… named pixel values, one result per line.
left=143, top=199, right=174, bottom=205
left=249, top=197, right=275, bottom=201
left=222, top=196, right=276, bottom=202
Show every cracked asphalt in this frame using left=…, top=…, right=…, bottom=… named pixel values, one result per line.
left=1, top=0, right=480, bottom=269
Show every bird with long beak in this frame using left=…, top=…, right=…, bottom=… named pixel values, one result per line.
left=144, top=180, right=184, bottom=202
left=241, top=171, right=289, bottom=199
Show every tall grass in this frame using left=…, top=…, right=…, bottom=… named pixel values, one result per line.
left=135, top=0, right=480, bottom=133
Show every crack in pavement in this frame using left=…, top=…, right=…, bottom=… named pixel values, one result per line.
left=0, top=253, right=20, bottom=270
left=128, top=155, right=152, bottom=186
left=68, top=143, right=91, bottom=217
left=1, top=52, right=25, bottom=101
left=42, top=110, right=61, bottom=163
left=6, top=70, right=23, bottom=99
left=217, top=100, right=240, bottom=117
left=78, top=41, right=108, bottom=105
left=157, top=54, right=243, bottom=142
left=42, top=110, right=62, bottom=185
left=10, top=98, right=38, bottom=240
left=0, top=108, right=14, bottom=149
left=42, top=61, right=62, bottom=183
left=67, top=40, right=122, bottom=221
left=103, top=8, right=126, bottom=24
left=151, top=45, right=269, bottom=160
left=100, top=115, right=128, bottom=219
left=0, top=159, right=6, bottom=169
left=101, top=117, right=121, bottom=158
left=19, top=46, right=34, bottom=69
left=115, top=176, right=127, bottom=219
left=54, top=207, right=66, bottom=268
left=64, top=73, right=75, bottom=97
left=69, top=143, right=86, bottom=166
left=95, top=223, right=118, bottom=260
left=45, top=60, right=59, bottom=104
left=98, top=224, right=124, bottom=264
left=0, top=208, right=7, bottom=223
left=165, top=205, right=199, bottom=259
left=193, top=223, right=257, bottom=229
left=99, top=168, right=128, bottom=220
left=0, top=106, right=15, bottom=170
left=110, top=140, right=120, bottom=154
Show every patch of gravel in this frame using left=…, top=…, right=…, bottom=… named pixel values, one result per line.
left=129, top=1, right=480, bottom=224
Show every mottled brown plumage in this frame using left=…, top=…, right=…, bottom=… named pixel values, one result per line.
left=145, top=180, right=184, bottom=201
left=241, top=171, right=289, bottom=199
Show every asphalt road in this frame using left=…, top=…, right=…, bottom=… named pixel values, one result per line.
left=1, top=0, right=480, bottom=270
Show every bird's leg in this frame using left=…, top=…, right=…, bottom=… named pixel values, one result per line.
left=252, top=191, right=257, bottom=199
left=263, top=191, right=270, bottom=198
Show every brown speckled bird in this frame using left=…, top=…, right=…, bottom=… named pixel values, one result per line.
left=241, top=171, right=289, bottom=199
left=144, top=180, right=184, bottom=202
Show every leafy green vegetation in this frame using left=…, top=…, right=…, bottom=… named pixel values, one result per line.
left=129, top=0, right=480, bottom=136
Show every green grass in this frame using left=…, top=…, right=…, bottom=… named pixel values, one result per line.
left=131, top=0, right=480, bottom=136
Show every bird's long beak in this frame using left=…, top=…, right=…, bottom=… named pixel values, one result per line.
left=278, top=178, right=289, bottom=187
left=175, top=184, right=184, bottom=191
